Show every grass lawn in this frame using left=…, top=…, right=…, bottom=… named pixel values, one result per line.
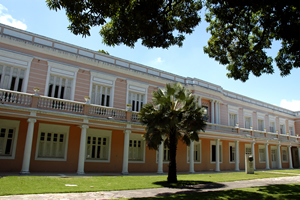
left=271, top=169, right=300, bottom=174
left=131, top=184, right=300, bottom=199
left=0, top=172, right=297, bottom=196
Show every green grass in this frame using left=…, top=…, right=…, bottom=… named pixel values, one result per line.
left=131, top=184, right=300, bottom=199
left=0, top=172, right=297, bottom=196
left=271, top=169, right=300, bottom=174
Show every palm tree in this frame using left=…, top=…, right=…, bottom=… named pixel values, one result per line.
left=139, top=83, right=206, bottom=183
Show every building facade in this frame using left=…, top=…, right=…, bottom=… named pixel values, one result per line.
left=0, top=23, right=299, bottom=174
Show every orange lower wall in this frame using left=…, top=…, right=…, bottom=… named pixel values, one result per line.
left=0, top=116, right=297, bottom=173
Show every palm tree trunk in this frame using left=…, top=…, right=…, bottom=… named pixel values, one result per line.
left=168, top=130, right=178, bottom=183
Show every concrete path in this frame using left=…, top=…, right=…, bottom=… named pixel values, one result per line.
left=1, top=175, right=300, bottom=199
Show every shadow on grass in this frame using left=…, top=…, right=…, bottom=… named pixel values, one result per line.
left=153, top=180, right=225, bottom=189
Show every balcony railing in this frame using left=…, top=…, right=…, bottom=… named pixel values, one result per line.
left=0, top=89, right=299, bottom=144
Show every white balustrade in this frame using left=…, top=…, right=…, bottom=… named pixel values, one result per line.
left=131, top=112, right=139, bottom=121
left=37, top=96, right=84, bottom=113
left=89, top=104, right=126, bottom=120
left=0, top=89, right=32, bottom=106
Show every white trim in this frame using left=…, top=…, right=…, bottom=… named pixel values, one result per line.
left=85, top=128, right=112, bottom=163
left=128, top=133, right=146, bottom=163
left=89, top=72, right=116, bottom=107
left=229, top=142, right=236, bottom=163
left=187, top=140, right=202, bottom=164
left=35, top=123, right=69, bottom=161
left=258, top=144, right=266, bottom=163
left=257, top=112, right=265, bottom=120
left=281, top=146, right=288, bottom=163
left=0, top=119, right=20, bottom=159
left=210, top=140, right=223, bottom=163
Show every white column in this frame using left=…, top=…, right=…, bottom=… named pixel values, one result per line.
left=218, top=102, right=221, bottom=124
left=20, top=118, right=37, bottom=174
left=157, top=141, right=164, bottom=174
left=198, top=97, right=202, bottom=107
left=77, top=125, right=89, bottom=174
left=215, top=139, right=220, bottom=171
left=298, top=148, right=300, bottom=168
left=216, top=102, right=219, bottom=124
left=277, top=145, right=282, bottom=169
left=122, top=130, right=131, bottom=174
left=189, top=140, right=195, bottom=173
left=251, top=142, right=256, bottom=170
left=211, top=100, right=215, bottom=124
left=265, top=143, right=270, bottom=169
left=235, top=141, right=239, bottom=171
left=288, top=145, right=293, bottom=169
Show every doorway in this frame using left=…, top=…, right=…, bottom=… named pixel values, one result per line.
left=292, top=147, right=299, bottom=168
left=271, top=146, right=277, bottom=169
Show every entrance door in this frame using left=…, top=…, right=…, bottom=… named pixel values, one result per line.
left=292, top=147, right=299, bottom=168
left=271, top=147, right=277, bottom=168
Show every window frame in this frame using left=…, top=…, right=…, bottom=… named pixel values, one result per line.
left=281, top=146, right=288, bottom=163
left=85, top=128, right=112, bottom=163
left=128, top=133, right=145, bottom=163
left=229, top=142, right=236, bottom=163
left=35, top=123, right=69, bottom=161
left=228, top=105, right=239, bottom=127
left=258, top=145, right=266, bottom=163
left=0, top=65, right=26, bottom=92
left=0, top=50, right=32, bottom=93
left=187, top=140, right=201, bottom=164
left=126, top=80, right=148, bottom=112
left=243, top=109, right=252, bottom=129
left=44, top=62, right=78, bottom=100
left=257, top=113, right=265, bottom=131
left=0, top=119, right=20, bottom=159
left=89, top=72, right=116, bottom=107
left=245, top=144, right=252, bottom=156
left=210, top=140, right=223, bottom=163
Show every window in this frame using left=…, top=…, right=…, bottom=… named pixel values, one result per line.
left=86, top=129, right=111, bottom=162
left=129, top=133, right=145, bottom=162
left=258, top=119, right=264, bottom=131
left=211, top=141, right=222, bottom=162
left=282, top=147, right=288, bottom=162
left=47, top=75, right=72, bottom=100
left=91, top=84, right=111, bottom=106
left=280, top=124, right=285, bottom=134
left=128, top=92, right=144, bottom=112
left=289, top=126, right=294, bottom=136
left=229, top=114, right=237, bottom=127
left=36, top=124, right=69, bottom=161
left=229, top=143, right=235, bottom=162
left=0, top=65, right=25, bottom=92
left=187, top=141, right=201, bottom=163
left=259, top=145, right=266, bottom=162
left=164, top=142, right=170, bottom=162
left=245, top=144, right=252, bottom=155
left=202, top=106, right=209, bottom=121
left=270, top=122, right=275, bottom=133
left=245, top=117, right=251, bottom=129
left=0, top=119, right=19, bottom=159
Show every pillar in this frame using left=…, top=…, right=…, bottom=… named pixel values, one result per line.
left=122, top=130, right=131, bottom=174
left=288, top=146, right=293, bottom=169
left=157, top=141, right=164, bottom=174
left=265, top=143, right=270, bottom=169
left=277, top=144, right=282, bottom=169
left=77, top=125, right=89, bottom=174
left=211, top=100, right=215, bottom=124
left=298, top=148, right=300, bottom=168
left=20, top=118, right=37, bottom=174
left=198, top=97, right=202, bottom=107
left=215, top=139, right=220, bottom=171
left=251, top=142, right=256, bottom=170
left=235, top=141, right=239, bottom=171
left=189, top=140, right=195, bottom=173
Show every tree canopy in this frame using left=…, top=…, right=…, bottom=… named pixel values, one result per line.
left=139, top=83, right=206, bottom=183
left=46, top=0, right=300, bottom=81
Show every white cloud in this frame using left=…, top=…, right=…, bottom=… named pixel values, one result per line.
left=280, top=99, right=300, bottom=111
left=0, top=4, right=27, bottom=30
left=156, top=57, right=163, bottom=63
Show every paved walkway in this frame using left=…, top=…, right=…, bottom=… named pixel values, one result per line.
left=1, top=175, right=300, bottom=199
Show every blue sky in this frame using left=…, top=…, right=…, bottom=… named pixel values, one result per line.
left=1, top=1, right=300, bottom=111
